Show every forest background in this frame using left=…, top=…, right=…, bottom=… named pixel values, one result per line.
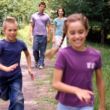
left=1, top=0, right=110, bottom=46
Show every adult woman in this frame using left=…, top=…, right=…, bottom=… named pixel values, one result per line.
left=52, top=7, right=67, bottom=49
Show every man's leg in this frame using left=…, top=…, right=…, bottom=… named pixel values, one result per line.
left=39, top=35, right=47, bottom=67
left=8, top=75, right=24, bottom=110
left=33, top=35, right=40, bottom=65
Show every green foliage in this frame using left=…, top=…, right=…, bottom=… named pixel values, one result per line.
left=17, top=24, right=32, bottom=47
left=47, top=0, right=110, bottom=44
left=74, top=0, right=110, bottom=28
left=76, top=0, right=110, bottom=44
left=0, top=0, right=41, bottom=33
left=45, top=0, right=77, bottom=19
left=47, top=0, right=110, bottom=28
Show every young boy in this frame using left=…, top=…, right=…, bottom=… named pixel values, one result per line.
left=0, top=17, right=34, bottom=110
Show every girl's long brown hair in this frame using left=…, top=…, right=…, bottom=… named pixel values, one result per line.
left=45, top=13, right=89, bottom=59
left=45, top=33, right=66, bottom=59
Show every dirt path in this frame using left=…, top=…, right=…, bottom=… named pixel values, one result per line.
left=0, top=48, right=55, bottom=110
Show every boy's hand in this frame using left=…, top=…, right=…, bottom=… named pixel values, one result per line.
left=28, top=69, right=34, bottom=80
left=7, top=63, right=18, bottom=72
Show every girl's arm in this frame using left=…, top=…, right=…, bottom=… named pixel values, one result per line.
left=95, top=69, right=106, bottom=110
left=52, top=24, right=56, bottom=44
left=53, top=68, right=94, bottom=104
left=0, top=63, right=18, bottom=72
left=24, top=50, right=34, bottom=80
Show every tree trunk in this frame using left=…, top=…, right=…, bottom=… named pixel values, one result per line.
left=101, top=28, right=104, bottom=47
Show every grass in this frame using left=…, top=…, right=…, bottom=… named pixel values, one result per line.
left=33, top=67, right=58, bottom=110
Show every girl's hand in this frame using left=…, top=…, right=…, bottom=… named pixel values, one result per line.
left=28, top=69, right=34, bottom=80
left=7, top=63, right=18, bottom=72
left=52, top=38, right=55, bottom=44
left=75, top=88, right=94, bottom=104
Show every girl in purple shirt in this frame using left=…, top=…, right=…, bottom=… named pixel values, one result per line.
left=45, top=13, right=105, bottom=110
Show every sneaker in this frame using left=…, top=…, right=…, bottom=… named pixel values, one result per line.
left=39, top=65, right=43, bottom=69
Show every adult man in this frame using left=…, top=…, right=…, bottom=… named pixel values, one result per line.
left=29, top=2, right=51, bottom=69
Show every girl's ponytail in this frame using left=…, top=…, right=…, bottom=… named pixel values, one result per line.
left=45, top=33, right=66, bottom=59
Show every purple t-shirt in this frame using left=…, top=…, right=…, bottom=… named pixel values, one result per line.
left=30, top=12, right=50, bottom=35
left=54, top=45, right=102, bottom=107
left=0, top=39, right=27, bottom=77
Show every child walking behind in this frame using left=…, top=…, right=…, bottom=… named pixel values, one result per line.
left=51, top=14, right=105, bottom=110
left=0, top=17, right=34, bottom=110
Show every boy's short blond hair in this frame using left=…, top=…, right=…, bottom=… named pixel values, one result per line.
left=3, top=17, right=18, bottom=29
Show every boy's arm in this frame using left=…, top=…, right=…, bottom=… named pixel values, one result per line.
left=23, top=50, right=34, bottom=80
left=95, top=69, right=106, bottom=110
left=47, top=23, right=51, bottom=43
left=0, top=63, right=18, bottom=72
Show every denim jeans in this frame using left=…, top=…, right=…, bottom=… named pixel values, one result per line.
left=33, top=35, right=47, bottom=66
left=0, top=73, right=24, bottom=110
left=57, top=103, right=94, bottom=110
